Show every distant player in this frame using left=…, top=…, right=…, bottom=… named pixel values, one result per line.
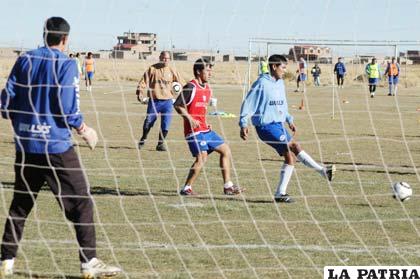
left=260, top=58, right=269, bottom=74
left=136, top=51, right=183, bottom=151
left=334, top=57, right=346, bottom=88
left=239, top=54, right=335, bottom=203
left=174, top=58, right=244, bottom=196
left=0, top=17, right=121, bottom=278
left=83, top=52, right=95, bottom=91
left=295, top=57, right=307, bottom=92
left=365, top=57, right=381, bottom=98
left=384, top=57, right=400, bottom=96
left=75, top=52, right=83, bottom=79
left=311, top=63, right=321, bottom=86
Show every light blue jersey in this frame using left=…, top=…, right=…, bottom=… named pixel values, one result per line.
left=239, top=74, right=293, bottom=128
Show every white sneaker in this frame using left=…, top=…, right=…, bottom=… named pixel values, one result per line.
left=1, top=259, right=14, bottom=277
left=81, top=258, right=121, bottom=278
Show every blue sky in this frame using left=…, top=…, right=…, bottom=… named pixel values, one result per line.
left=1, top=0, right=420, bottom=55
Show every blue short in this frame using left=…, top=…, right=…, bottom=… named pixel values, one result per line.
left=145, top=99, right=173, bottom=131
left=186, top=131, right=224, bottom=157
left=388, top=76, right=399, bottom=84
left=86, top=72, right=94, bottom=79
left=298, top=73, right=307, bottom=82
left=368, top=78, right=379, bottom=85
left=255, top=122, right=292, bottom=155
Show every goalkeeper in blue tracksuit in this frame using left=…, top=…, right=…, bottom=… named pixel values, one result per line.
left=239, top=54, right=335, bottom=203
left=0, top=17, right=120, bottom=278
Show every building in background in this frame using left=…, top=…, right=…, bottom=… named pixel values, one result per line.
left=289, top=45, right=331, bottom=62
left=112, top=32, right=157, bottom=60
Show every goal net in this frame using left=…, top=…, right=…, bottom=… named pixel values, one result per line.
left=0, top=14, right=420, bottom=279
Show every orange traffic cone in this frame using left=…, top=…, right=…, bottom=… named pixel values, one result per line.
left=298, top=99, right=304, bottom=110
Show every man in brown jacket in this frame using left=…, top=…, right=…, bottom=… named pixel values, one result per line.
left=136, top=51, right=183, bottom=151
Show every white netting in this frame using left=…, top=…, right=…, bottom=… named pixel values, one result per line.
left=0, top=3, right=420, bottom=279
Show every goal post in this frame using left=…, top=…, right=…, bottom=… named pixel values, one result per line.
left=246, top=38, right=420, bottom=118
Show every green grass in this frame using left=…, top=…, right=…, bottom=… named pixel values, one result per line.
left=0, top=81, right=419, bottom=278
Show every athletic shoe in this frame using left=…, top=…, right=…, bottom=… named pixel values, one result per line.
left=324, top=165, right=336, bottom=181
left=223, top=185, right=244, bottom=195
left=155, top=143, right=167, bottom=152
left=1, top=259, right=14, bottom=277
left=294, top=89, right=299, bottom=93
left=180, top=187, right=196, bottom=196
left=388, top=93, right=392, bottom=96
left=81, top=258, right=121, bottom=279
left=274, top=194, right=295, bottom=203
left=370, top=93, right=374, bottom=98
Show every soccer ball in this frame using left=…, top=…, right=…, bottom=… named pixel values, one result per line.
left=172, top=82, right=182, bottom=96
left=141, top=97, right=149, bottom=104
left=392, top=182, right=412, bottom=202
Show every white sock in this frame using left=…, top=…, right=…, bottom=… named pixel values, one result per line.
left=182, top=185, right=192, bottom=191
left=224, top=181, right=233, bottom=188
left=275, top=164, right=294, bottom=196
left=297, top=151, right=324, bottom=174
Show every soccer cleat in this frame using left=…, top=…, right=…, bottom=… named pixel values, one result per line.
left=180, top=187, right=196, bottom=196
left=223, top=185, right=245, bottom=195
left=1, top=259, right=14, bottom=277
left=324, top=165, right=336, bottom=181
left=274, top=194, right=295, bottom=203
left=388, top=93, right=392, bottom=96
left=81, top=258, right=121, bottom=279
left=370, top=93, right=374, bottom=98
left=155, top=143, right=167, bottom=152
left=138, top=139, right=146, bottom=150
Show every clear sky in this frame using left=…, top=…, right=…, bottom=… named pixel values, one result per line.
left=1, top=0, right=420, bottom=55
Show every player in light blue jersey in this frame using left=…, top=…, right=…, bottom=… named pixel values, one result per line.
left=239, top=54, right=335, bottom=203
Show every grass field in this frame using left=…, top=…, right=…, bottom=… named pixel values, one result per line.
left=0, top=75, right=420, bottom=278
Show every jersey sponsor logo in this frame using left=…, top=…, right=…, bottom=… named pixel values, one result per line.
left=279, top=135, right=286, bottom=142
left=269, top=100, right=284, bottom=106
left=194, top=102, right=208, bottom=107
left=19, top=123, right=52, bottom=137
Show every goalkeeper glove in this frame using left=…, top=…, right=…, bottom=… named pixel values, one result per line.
left=77, top=123, right=98, bottom=150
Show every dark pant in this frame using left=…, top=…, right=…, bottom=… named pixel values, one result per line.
left=1, top=148, right=96, bottom=263
left=369, top=85, right=377, bottom=93
left=336, top=75, right=344, bottom=86
left=141, top=99, right=173, bottom=144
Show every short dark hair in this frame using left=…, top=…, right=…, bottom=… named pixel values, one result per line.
left=193, top=58, right=212, bottom=78
left=160, top=51, right=170, bottom=57
left=43, top=17, right=70, bottom=46
left=87, top=52, right=92, bottom=57
left=268, top=54, right=287, bottom=72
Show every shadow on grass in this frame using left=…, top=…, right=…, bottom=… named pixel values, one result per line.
left=1, top=182, right=274, bottom=204
left=258, top=160, right=416, bottom=175
left=14, top=271, right=80, bottom=279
